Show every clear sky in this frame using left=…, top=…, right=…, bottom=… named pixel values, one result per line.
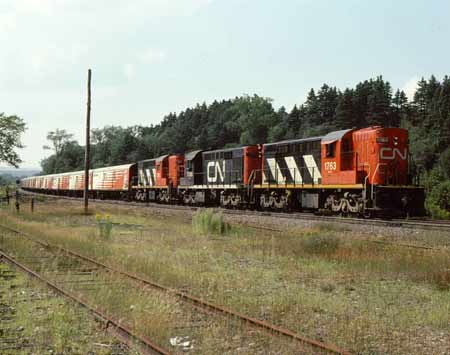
left=1, top=0, right=449, bottom=168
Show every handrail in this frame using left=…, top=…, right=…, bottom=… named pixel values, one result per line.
left=359, top=163, right=371, bottom=204
left=370, top=163, right=387, bottom=200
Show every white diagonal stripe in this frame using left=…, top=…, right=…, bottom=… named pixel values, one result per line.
left=265, top=158, right=284, bottom=184
left=284, top=156, right=303, bottom=183
left=303, top=155, right=322, bottom=183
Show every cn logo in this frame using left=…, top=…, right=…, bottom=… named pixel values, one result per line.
left=380, top=148, right=407, bottom=160
left=207, top=161, right=225, bottom=183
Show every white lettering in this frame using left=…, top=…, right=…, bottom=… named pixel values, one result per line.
left=380, top=148, right=407, bottom=160
left=207, top=161, right=225, bottom=183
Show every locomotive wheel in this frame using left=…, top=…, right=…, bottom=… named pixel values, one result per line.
left=259, top=193, right=271, bottom=210
left=363, top=210, right=373, bottom=219
left=272, top=194, right=288, bottom=211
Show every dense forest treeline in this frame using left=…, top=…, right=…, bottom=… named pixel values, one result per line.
left=41, top=75, right=450, bottom=217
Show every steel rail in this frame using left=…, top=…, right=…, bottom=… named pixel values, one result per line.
left=233, top=222, right=447, bottom=251
left=0, top=250, right=172, bottom=355
left=219, top=209, right=450, bottom=232
left=0, top=223, right=352, bottom=355
left=18, top=189, right=450, bottom=233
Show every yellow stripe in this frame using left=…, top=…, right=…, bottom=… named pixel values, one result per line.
left=131, top=185, right=168, bottom=189
left=253, top=184, right=364, bottom=189
left=131, top=184, right=366, bottom=190
left=376, top=185, right=424, bottom=189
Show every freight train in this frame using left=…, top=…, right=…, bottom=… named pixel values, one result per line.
left=21, top=126, right=425, bottom=217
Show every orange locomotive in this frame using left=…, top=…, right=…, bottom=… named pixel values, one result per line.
left=243, top=126, right=423, bottom=216
left=319, top=127, right=422, bottom=216
left=21, top=126, right=425, bottom=217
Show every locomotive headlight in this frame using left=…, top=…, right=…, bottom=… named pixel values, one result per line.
left=394, top=136, right=398, bottom=146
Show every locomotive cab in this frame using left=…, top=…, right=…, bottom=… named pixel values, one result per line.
left=155, top=155, right=169, bottom=186
left=180, top=150, right=203, bottom=186
left=321, top=129, right=358, bottom=185
left=168, top=154, right=185, bottom=188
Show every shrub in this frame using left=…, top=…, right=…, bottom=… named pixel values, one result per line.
left=426, top=181, right=450, bottom=219
left=192, top=209, right=230, bottom=236
left=422, top=167, right=445, bottom=192
left=301, top=234, right=340, bottom=254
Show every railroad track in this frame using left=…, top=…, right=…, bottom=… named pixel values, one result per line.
left=18, top=189, right=450, bottom=233
left=0, top=237, right=172, bottom=354
left=0, top=223, right=352, bottom=355
left=0, top=257, right=148, bottom=354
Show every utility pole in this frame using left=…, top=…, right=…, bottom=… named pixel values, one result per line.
left=84, top=69, right=92, bottom=214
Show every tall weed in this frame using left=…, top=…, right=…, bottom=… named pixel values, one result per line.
left=95, top=214, right=113, bottom=240
left=192, top=209, right=230, bottom=236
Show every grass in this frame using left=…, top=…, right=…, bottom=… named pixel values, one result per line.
left=301, top=233, right=340, bottom=254
left=0, top=199, right=449, bottom=354
left=0, top=231, right=310, bottom=354
left=95, top=213, right=114, bottom=240
left=432, top=269, right=450, bottom=290
left=0, top=262, right=137, bottom=354
left=0, top=184, right=14, bottom=196
left=192, top=209, right=230, bottom=236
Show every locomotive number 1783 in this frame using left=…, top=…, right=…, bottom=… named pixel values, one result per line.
left=324, top=161, right=337, bottom=171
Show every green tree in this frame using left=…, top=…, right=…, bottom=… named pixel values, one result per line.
left=335, top=88, right=355, bottom=129
left=0, top=113, right=26, bottom=167
left=268, top=106, right=289, bottom=142
left=439, top=148, right=450, bottom=180
left=426, top=181, right=450, bottom=219
left=41, top=141, right=84, bottom=174
left=366, top=76, right=393, bottom=126
left=303, top=89, right=319, bottom=128
left=391, top=89, right=408, bottom=127
left=316, top=84, right=339, bottom=127
left=408, top=76, right=450, bottom=171
left=43, top=129, right=77, bottom=173
left=43, top=129, right=75, bottom=155
left=230, top=95, right=279, bottom=145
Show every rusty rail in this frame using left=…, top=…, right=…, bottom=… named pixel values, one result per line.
left=0, top=223, right=352, bottom=355
left=0, top=250, right=172, bottom=355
